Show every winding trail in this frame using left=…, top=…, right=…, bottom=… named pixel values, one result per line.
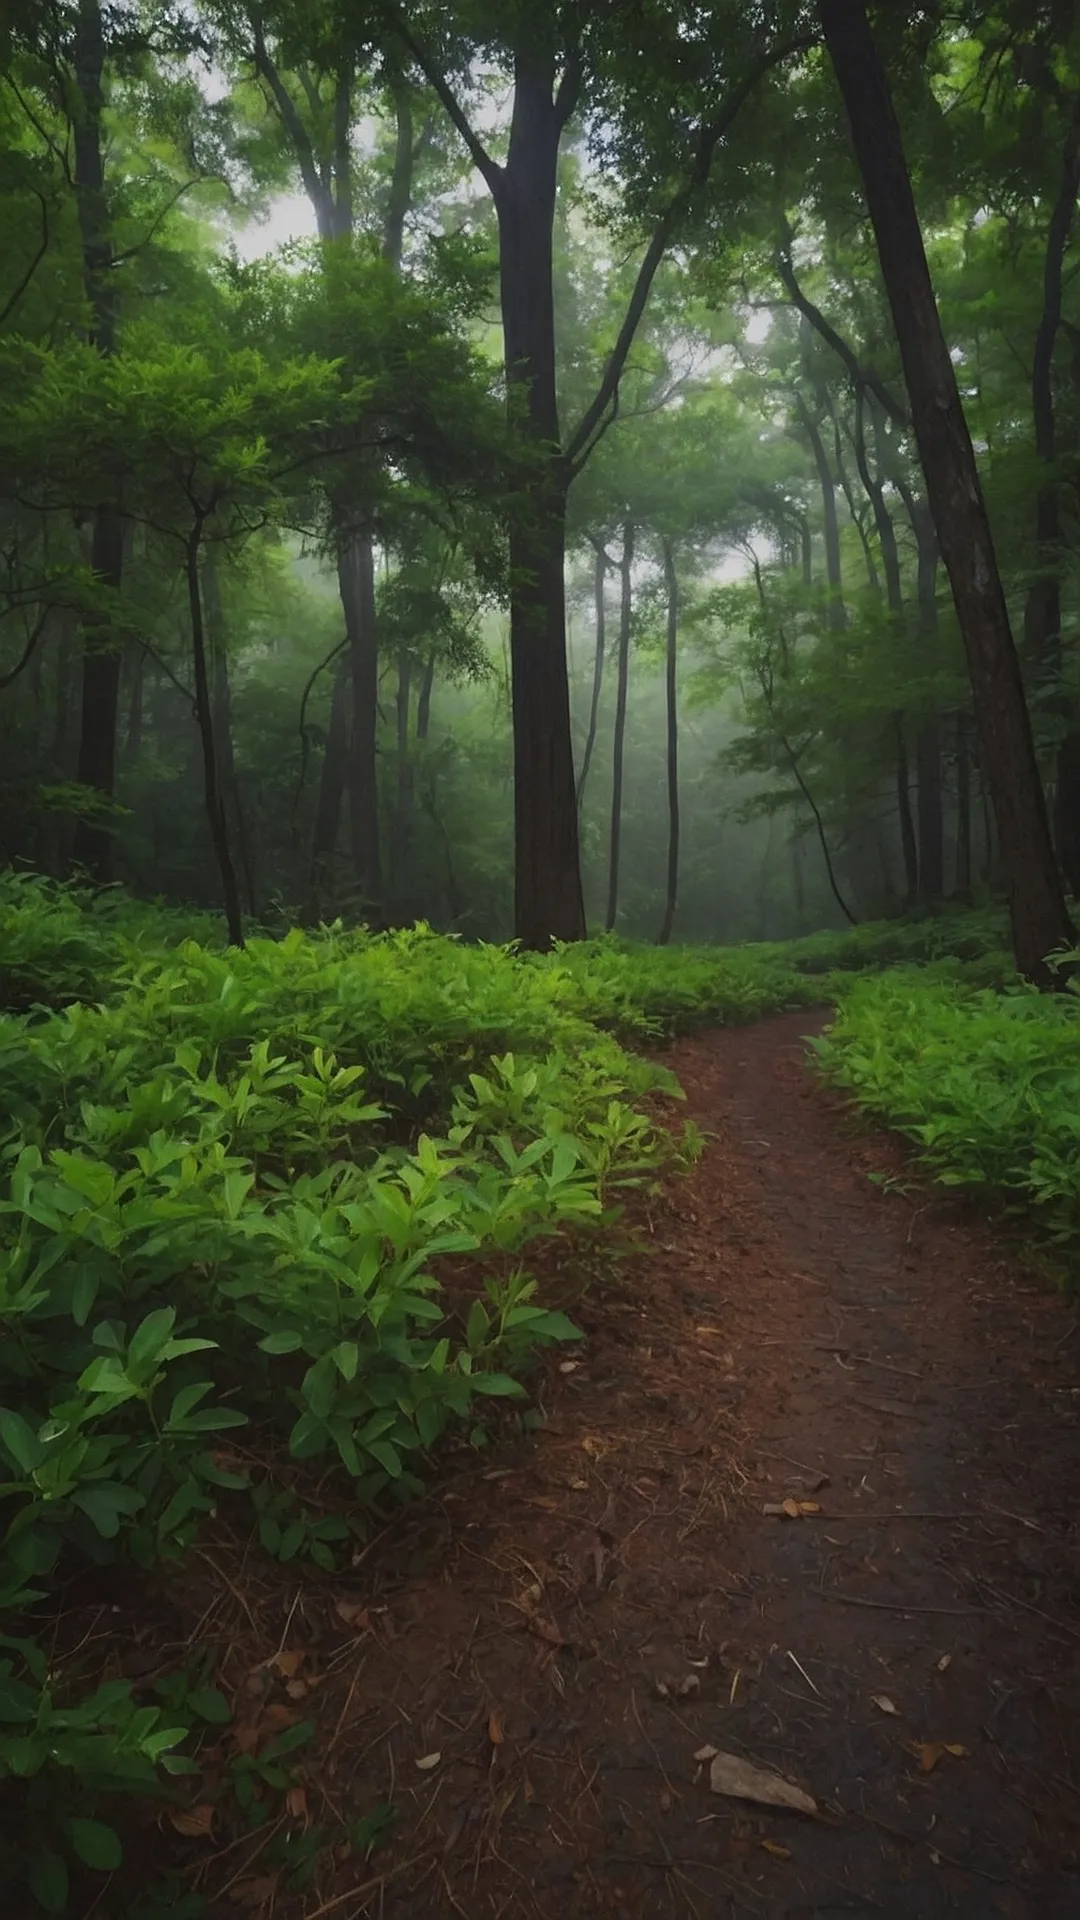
left=269, top=1015, right=1080, bottom=1919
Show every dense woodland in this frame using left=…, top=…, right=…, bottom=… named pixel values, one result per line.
left=4, top=0, right=1080, bottom=970
left=4, top=5, right=1080, bottom=1916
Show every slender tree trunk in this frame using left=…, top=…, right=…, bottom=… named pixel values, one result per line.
left=605, top=522, right=635, bottom=934
left=416, top=646, right=435, bottom=741
left=203, top=552, right=256, bottom=918
left=913, top=507, right=944, bottom=903
left=69, top=0, right=125, bottom=881
left=185, top=527, right=244, bottom=947
left=498, top=47, right=585, bottom=947
left=309, top=658, right=350, bottom=920
left=392, top=649, right=413, bottom=913
left=956, top=711, right=972, bottom=900
left=339, top=530, right=382, bottom=919
left=798, top=392, right=845, bottom=629
left=576, top=540, right=608, bottom=809
left=820, top=0, right=1074, bottom=983
left=894, top=714, right=918, bottom=903
left=799, top=513, right=813, bottom=587
left=657, top=537, right=680, bottom=946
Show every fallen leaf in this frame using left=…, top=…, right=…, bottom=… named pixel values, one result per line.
left=797, top=1501, right=822, bottom=1515
left=558, top=1361, right=579, bottom=1374
left=284, top=1679, right=309, bottom=1701
left=228, top=1874, right=279, bottom=1909
left=569, top=1477, right=589, bottom=1490
left=528, top=1616, right=566, bottom=1647
left=415, top=1752, right=442, bottom=1772
left=910, top=1741, right=969, bottom=1773
left=871, top=1695, right=899, bottom=1717
left=781, top=1499, right=801, bottom=1520
left=762, top=1841, right=792, bottom=1860
left=285, top=1786, right=308, bottom=1822
left=270, top=1650, right=304, bottom=1679
left=694, top=1744, right=719, bottom=1763
left=333, top=1599, right=371, bottom=1633
left=707, top=1750, right=817, bottom=1816
left=528, top=1496, right=559, bottom=1511
left=168, top=1805, right=216, bottom=1839
left=488, top=1712, right=504, bottom=1747
left=233, top=1722, right=260, bottom=1756
left=936, top=1654, right=953, bottom=1673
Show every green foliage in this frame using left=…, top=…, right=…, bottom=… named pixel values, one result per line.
left=815, top=966, right=1080, bottom=1246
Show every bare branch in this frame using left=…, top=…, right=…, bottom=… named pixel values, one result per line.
left=0, top=604, right=51, bottom=690
left=0, top=185, right=51, bottom=328
left=775, top=216, right=909, bottom=428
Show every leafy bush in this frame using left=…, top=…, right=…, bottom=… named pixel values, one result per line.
left=814, top=967, right=1080, bottom=1243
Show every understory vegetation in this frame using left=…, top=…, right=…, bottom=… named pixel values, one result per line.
left=0, top=871, right=1042, bottom=1915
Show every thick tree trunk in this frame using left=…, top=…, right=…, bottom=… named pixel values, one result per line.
left=185, top=529, right=244, bottom=947
left=338, top=530, right=382, bottom=920
left=657, top=538, right=680, bottom=946
left=576, top=540, right=608, bottom=809
left=820, top=0, right=1074, bottom=983
left=605, top=522, right=635, bottom=934
left=309, top=659, right=350, bottom=921
left=498, top=46, right=585, bottom=948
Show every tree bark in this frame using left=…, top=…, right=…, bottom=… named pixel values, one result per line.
left=204, top=551, right=256, bottom=917
left=912, top=506, right=944, bottom=903
left=391, top=647, right=413, bottom=914
left=185, top=526, right=244, bottom=947
left=819, top=0, right=1074, bottom=983
left=605, top=521, right=635, bottom=934
left=498, top=42, right=586, bottom=947
left=576, top=540, right=608, bottom=809
left=71, top=0, right=123, bottom=881
left=416, top=646, right=435, bottom=741
left=657, top=537, right=680, bottom=946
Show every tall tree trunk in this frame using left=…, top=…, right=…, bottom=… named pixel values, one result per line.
left=338, top=530, right=382, bottom=919
left=605, top=522, right=635, bottom=934
left=204, top=551, right=256, bottom=918
left=309, top=659, right=350, bottom=921
left=498, top=45, right=585, bottom=947
left=797, top=391, right=845, bottom=630
left=185, top=526, right=244, bottom=947
left=820, top=0, right=1074, bottom=983
left=894, top=714, right=918, bottom=904
left=1022, top=98, right=1080, bottom=891
left=955, top=710, right=972, bottom=900
left=416, top=646, right=435, bottom=741
left=576, top=540, right=608, bottom=809
left=71, top=0, right=123, bottom=881
left=391, top=648, right=413, bottom=913
left=913, top=507, right=944, bottom=903
left=657, top=537, right=680, bottom=946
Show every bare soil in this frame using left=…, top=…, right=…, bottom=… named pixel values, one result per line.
left=108, top=1013, right=1080, bottom=1918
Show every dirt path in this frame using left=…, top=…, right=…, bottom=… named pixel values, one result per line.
left=219, top=1014, right=1080, bottom=1920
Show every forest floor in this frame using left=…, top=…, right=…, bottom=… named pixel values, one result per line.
left=132, top=1012, right=1080, bottom=1920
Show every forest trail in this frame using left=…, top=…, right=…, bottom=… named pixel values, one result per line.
left=240, top=1015, right=1080, bottom=1920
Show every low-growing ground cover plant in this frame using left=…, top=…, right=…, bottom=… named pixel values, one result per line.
left=0, top=876, right=1023, bottom=1910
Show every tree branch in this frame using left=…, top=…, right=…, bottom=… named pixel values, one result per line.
left=0, top=185, right=50, bottom=328
left=775, top=216, right=909, bottom=428
left=249, top=10, right=337, bottom=237
left=0, top=604, right=51, bottom=690
left=566, top=39, right=805, bottom=470
left=379, top=3, right=503, bottom=197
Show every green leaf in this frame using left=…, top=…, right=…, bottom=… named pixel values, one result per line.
left=465, top=1298, right=489, bottom=1351
left=71, top=1268, right=100, bottom=1328
left=0, top=1408, right=42, bottom=1475
left=67, top=1818, right=123, bottom=1873
left=127, top=1307, right=177, bottom=1375
left=71, top=1483, right=145, bottom=1538
left=27, top=1848, right=68, bottom=1915
left=187, top=1685, right=231, bottom=1725
left=259, top=1329, right=304, bottom=1355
